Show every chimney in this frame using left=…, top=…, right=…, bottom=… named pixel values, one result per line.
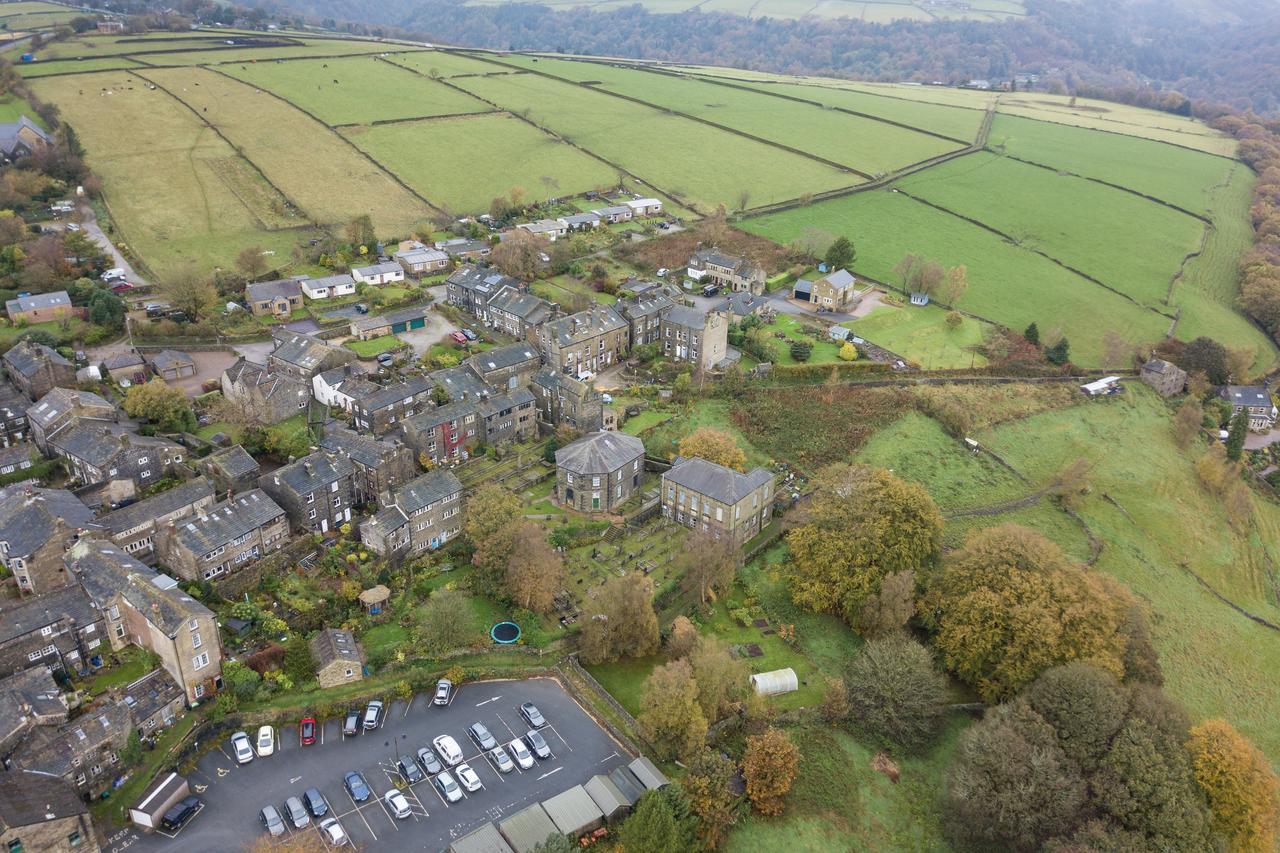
left=303, top=461, right=314, bottom=475
left=119, top=433, right=129, bottom=447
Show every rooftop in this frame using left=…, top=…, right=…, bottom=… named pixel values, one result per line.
left=67, top=540, right=213, bottom=635
left=148, top=349, right=194, bottom=371
left=309, top=628, right=364, bottom=668
left=271, top=332, right=346, bottom=372
left=0, top=584, right=98, bottom=644
left=168, top=489, right=285, bottom=555
left=201, top=444, right=260, bottom=480
left=0, top=771, right=86, bottom=829
left=665, top=456, right=773, bottom=505
left=0, top=482, right=98, bottom=557
left=26, top=387, right=113, bottom=431
left=4, top=340, right=72, bottom=377
left=556, top=431, right=644, bottom=475
left=320, top=424, right=404, bottom=469
left=352, top=261, right=401, bottom=277
left=269, top=451, right=354, bottom=496
left=246, top=277, right=303, bottom=302
left=5, top=290, right=70, bottom=315
left=102, top=477, right=215, bottom=535
left=467, top=342, right=540, bottom=375
left=540, top=305, right=627, bottom=348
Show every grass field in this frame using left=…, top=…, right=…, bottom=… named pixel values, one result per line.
left=451, top=71, right=859, bottom=212
left=384, top=49, right=522, bottom=79
left=17, top=56, right=142, bottom=76
left=0, top=91, right=39, bottom=124
left=343, top=112, right=617, bottom=214
left=30, top=30, right=282, bottom=60
left=744, top=189, right=1171, bottom=366
left=344, top=334, right=403, bottom=357
left=844, top=302, right=990, bottom=369
left=680, top=64, right=998, bottom=109
left=898, top=152, right=1206, bottom=308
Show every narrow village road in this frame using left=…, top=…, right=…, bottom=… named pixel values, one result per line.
left=78, top=203, right=147, bottom=285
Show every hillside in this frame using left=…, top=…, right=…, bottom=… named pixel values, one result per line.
left=15, top=32, right=1272, bottom=370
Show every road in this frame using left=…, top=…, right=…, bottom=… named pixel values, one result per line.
left=79, top=202, right=147, bottom=285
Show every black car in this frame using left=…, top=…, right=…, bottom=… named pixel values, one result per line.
left=342, top=708, right=361, bottom=737
left=701, top=284, right=719, bottom=298
left=160, top=795, right=201, bottom=832
left=344, top=771, right=371, bottom=803
left=303, top=787, right=328, bottom=818
left=525, top=728, right=551, bottom=760
left=397, top=756, right=423, bottom=784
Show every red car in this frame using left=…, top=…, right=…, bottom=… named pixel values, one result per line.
left=299, top=717, right=317, bottom=746
left=450, top=331, right=468, bottom=344
left=110, top=282, right=134, bottom=293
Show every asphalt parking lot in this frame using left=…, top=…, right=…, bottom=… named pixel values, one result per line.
left=105, top=678, right=631, bottom=853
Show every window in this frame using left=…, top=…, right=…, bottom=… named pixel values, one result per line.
left=108, top=468, right=118, bottom=477
left=138, top=456, right=149, bottom=464
left=115, top=623, right=125, bottom=639
left=716, top=507, right=723, bottom=522
left=192, top=652, right=210, bottom=670
left=68, top=832, right=82, bottom=848
left=332, top=496, right=341, bottom=508
left=75, top=773, right=85, bottom=786
left=140, top=470, right=151, bottom=479
left=345, top=668, right=354, bottom=678
left=40, top=625, right=53, bottom=637
left=306, top=493, right=315, bottom=504
left=330, top=481, right=338, bottom=493
left=566, top=473, right=573, bottom=485
left=191, top=631, right=202, bottom=649
left=308, top=509, right=317, bottom=520
left=4, top=841, right=20, bottom=853
left=592, top=476, right=600, bottom=487
left=194, top=683, right=204, bottom=699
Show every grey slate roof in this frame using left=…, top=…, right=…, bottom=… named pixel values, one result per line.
left=4, top=340, right=72, bottom=377
left=396, top=246, right=448, bottom=265
left=666, top=456, right=773, bottom=505
left=169, top=489, right=285, bottom=555
left=309, top=628, right=364, bottom=669
left=50, top=422, right=177, bottom=469
left=1223, top=385, right=1271, bottom=407
left=720, top=290, right=769, bottom=317
left=541, top=306, right=627, bottom=348
left=664, top=304, right=709, bottom=330
left=431, top=364, right=490, bottom=401
left=361, top=375, right=435, bottom=412
left=304, top=273, right=355, bottom=291
left=817, top=268, right=856, bottom=290
left=26, top=387, right=113, bottom=432
left=486, top=285, right=554, bottom=323
left=67, top=540, right=213, bottom=635
left=1142, top=357, right=1178, bottom=375
left=0, top=116, right=52, bottom=155
left=103, top=477, right=215, bottom=535
left=271, top=332, right=343, bottom=372
left=434, top=237, right=490, bottom=257
left=223, top=358, right=307, bottom=401
left=246, top=277, right=302, bottom=302
left=5, top=290, right=69, bottom=315
left=148, top=349, right=193, bottom=372
left=102, top=351, right=144, bottom=371
left=467, top=342, right=539, bottom=375
left=202, top=445, right=260, bottom=481
left=607, top=766, right=645, bottom=805
left=118, top=668, right=182, bottom=725
left=382, top=304, right=431, bottom=325
left=448, top=265, right=521, bottom=300
left=619, top=293, right=673, bottom=321
left=271, top=451, right=353, bottom=496
left=0, top=483, right=98, bottom=557
left=0, top=666, right=64, bottom=742
left=11, top=702, right=130, bottom=780
left=0, top=584, right=98, bottom=644
left=562, top=212, right=601, bottom=226
left=531, top=366, right=593, bottom=398
left=320, top=425, right=402, bottom=469
left=0, top=770, right=87, bottom=829
left=352, top=261, right=402, bottom=278
left=404, top=397, right=479, bottom=431
left=556, top=431, right=643, bottom=475
left=476, top=387, right=534, bottom=418
left=394, top=470, right=464, bottom=515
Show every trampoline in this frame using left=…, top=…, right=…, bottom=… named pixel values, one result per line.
left=491, top=621, right=521, bottom=644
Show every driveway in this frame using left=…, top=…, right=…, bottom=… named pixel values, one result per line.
left=232, top=341, right=274, bottom=365
left=398, top=307, right=462, bottom=359
left=110, top=678, right=632, bottom=853
left=78, top=203, right=147, bottom=285
left=1244, top=429, right=1280, bottom=450
left=164, top=350, right=237, bottom=397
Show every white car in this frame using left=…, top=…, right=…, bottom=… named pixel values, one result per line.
left=432, top=735, right=463, bottom=766
left=256, top=726, right=274, bottom=757
left=435, top=771, right=462, bottom=803
left=656, top=267, right=669, bottom=277
left=384, top=789, right=411, bottom=820
left=318, top=817, right=348, bottom=846
left=508, top=738, right=535, bottom=770
left=455, top=763, right=482, bottom=793
left=230, top=731, right=254, bottom=765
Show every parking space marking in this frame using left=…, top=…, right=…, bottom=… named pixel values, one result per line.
left=371, top=792, right=399, bottom=829
left=428, top=781, right=452, bottom=809
left=544, top=723, right=573, bottom=752
left=495, top=712, right=519, bottom=741
left=343, top=792, right=378, bottom=842
left=482, top=752, right=508, bottom=782
left=402, top=695, right=416, bottom=717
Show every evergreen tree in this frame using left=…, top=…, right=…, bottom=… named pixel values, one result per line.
left=1025, top=322, right=1041, bottom=347
left=1045, top=338, right=1071, bottom=365
left=1225, top=411, right=1248, bottom=462
left=824, top=236, right=856, bottom=269
left=282, top=635, right=317, bottom=685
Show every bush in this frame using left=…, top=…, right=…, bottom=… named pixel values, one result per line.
left=843, top=634, right=948, bottom=751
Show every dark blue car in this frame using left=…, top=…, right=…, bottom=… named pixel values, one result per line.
left=344, top=771, right=371, bottom=803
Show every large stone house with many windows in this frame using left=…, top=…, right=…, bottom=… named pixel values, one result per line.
left=319, top=425, right=417, bottom=504
left=660, top=306, right=729, bottom=372
left=660, top=456, right=774, bottom=544
left=465, top=343, right=541, bottom=392
left=399, top=399, right=480, bottom=467
left=3, top=341, right=76, bottom=402
left=360, top=470, right=464, bottom=560
left=530, top=368, right=603, bottom=433
left=221, top=359, right=309, bottom=426
left=260, top=451, right=355, bottom=533
left=555, top=432, right=645, bottom=514
left=536, top=305, right=629, bottom=379
left=0, top=584, right=102, bottom=678
left=269, top=331, right=357, bottom=381
left=102, top=476, right=216, bottom=560
left=153, top=489, right=288, bottom=582
left=0, top=766, right=97, bottom=853
left=9, top=702, right=131, bottom=802
left=0, top=483, right=99, bottom=596
left=687, top=247, right=765, bottom=295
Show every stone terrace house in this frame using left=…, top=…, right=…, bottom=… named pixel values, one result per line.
left=395, top=242, right=450, bottom=277
left=0, top=445, right=32, bottom=477
left=351, top=261, right=405, bottom=286
left=619, top=293, right=674, bottom=347
left=246, top=277, right=304, bottom=318
left=27, top=387, right=116, bottom=453
left=446, top=265, right=524, bottom=323
left=486, top=285, right=557, bottom=339
left=269, top=331, right=357, bottom=381
left=0, top=382, right=29, bottom=448
left=803, top=268, right=859, bottom=312
left=154, top=489, right=288, bottom=582
left=0, top=483, right=99, bottom=596
left=0, top=666, right=67, bottom=756
left=260, top=451, right=355, bottom=533
left=536, top=305, right=630, bottom=379
left=687, top=247, right=766, bottom=295
left=102, top=476, right=216, bottom=560
left=661, top=456, right=774, bottom=544
left=430, top=363, right=491, bottom=404
left=319, top=424, right=417, bottom=504
left=0, top=584, right=103, bottom=678
left=3, top=341, right=76, bottom=401
left=466, top=342, right=542, bottom=391
left=476, top=387, right=537, bottom=447
left=399, top=398, right=480, bottom=466
left=351, top=374, right=436, bottom=436
left=1140, top=358, right=1188, bottom=397
left=68, top=540, right=224, bottom=703
left=198, top=444, right=261, bottom=494
left=5, top=290, right=73, bottom=325
left=116, top=668, right=184, bottom=735
left=361, top=470, right=464, bottom=560
left=530, top=367, right=603, bottom=433
left=661, top=306, right=729, bottom=372
left=0, top=773, right=98, bottom=853
left=310, top=628, right=365, bottom=689
left=1221, top=385, right=1277, bottom=431
left=11, top=702, right=131, bottom=800
left=221, top=359, right=310, bottom=426
left=555, top=431, right=645, bottom=514
left=49, top=424, right=183, bottom=495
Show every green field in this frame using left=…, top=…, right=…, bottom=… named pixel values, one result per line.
left=222, top=55, right=491, bottom=125
left=0, top=91, right=39, bottom=124
left=385, top=49, right=524, bottom=79
left=345, top=333, right=404, bottom=356
left=31, top=30, right=284, bottom=60
left=898, top=152, right=1206, bottom=307
left=17, top=56, right=142, bottom=76
left=844, top=302, right=990, bottom=368
left=343, top=113, right=617, bottom=214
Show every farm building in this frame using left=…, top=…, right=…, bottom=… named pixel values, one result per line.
left=5, top=290, right=73, bottom=324
left=750, top=667, right=799, bottom=696
left=1140, top=358, right=1187, bottom=397
left=628, top=756, right=670, bottom=791
left=542, top=785, right=605, bottom=836
left=1080, top=376, right=1122, bottom=396
left=498, top=803, right=560, bottom=853
left=449, top=822, right=514, bottom=853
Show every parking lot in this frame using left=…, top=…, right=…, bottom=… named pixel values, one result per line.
left=106, top=678, right=631, bottom=853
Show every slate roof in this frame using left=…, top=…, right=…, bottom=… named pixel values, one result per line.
left=396, top=246, right=449, bottom=265
left=1142, top=358, right=1179, bottom=375
left=531, top=366, right=593, bottom=399
left=0, top=483, right=98, bottom=557
left=619, top=293, right=674, bottom=322
left=246, top=277, right=303, bottom=302
left=50, top=422, right=177, bottom=469
left=320, top=425, right=402, bottom=469
left=556, top=431, right=643, bottom=475
left=719, top=290, right=769, bottom=317
left=117, top=668, right=182, bottom=725
left=352, top=261, right=402, bottom=278
left=593, top=205, right=630, bottom=217
left=540, top=306, right=627, bottom=348
left=309, top=628, right=364, bottom=669
left=665, top=456, right=773, bottom=505
left=4, top=340, right=72, bottom=377
left=434, top=238, right=490, bottom=256
left=0, top=116, right=52, bottom=155
left=476, top=387, right=534, bottom=418
left=561, top=212, right=601, bottom=226
left=383, top=304, right=431, bottom=325
left=351, top=315, right=390, bottom=334
left=607, top=766, right=645, bottom=805
left=11, top=702, right=130, bottom=780
left=5, top=290, right=70, bottom=315
left=486, top=285, right=554, bottom=323
left=26, top=387, right=113, bottom=432
left=102, top=351, right=144, bottom=371
left=1223, top=385, right=1272, bottom=407
left=396, top=470, right=463, bottom=514
left=271, top=332, right=343, bottom=372
left=664, top=304, right=709, bottom=330
left=148, top=349, right=193, bottom=372
left=0, top=584, right=98, bottom=644
left=168, top=489, right=285, bottom=555
left=270, top=452, right=353, bottom=497
left=67, top=540, right=213, bottom=635
left=223, top=359, right=307, bottom=401
left=0, top=771, right=87, bottom=829
left=102, top=477, right=215, bottom=535
left=315, top=364, right=366, bottom=393
left=361, top=375, right=435, bottom=412
left=304, top=273, right=355, bottom=292
left=431, top=364, right=490, bottom=401
left=816, top=268, right=856, bottom=290
left=201, top=445, right=260, bottom=481
left=0, top=442, right=31, bottom=474
left=448, top=266, right=521, bottom=300
left=404, top=397, right=478, bottom=432
left=466, top=342, right=539, bottom=376
left=0, top=666, right=65, bottom=741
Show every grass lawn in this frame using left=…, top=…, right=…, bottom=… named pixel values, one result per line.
left=93, top=714, right=199, bottom=825
left=0, top=92, right=41, bottom=125
left=620, top=409, right=675, bottom=434
left=532, top=275, right=618, bottom=307
left=844, top=303, right=990, bottom=369
left=642, top=399, right=770, bottom=468
left=383, top=49, right=513, bottom=79
left=345, top=334, right=404, bottom=357
left=18, top=57, right=144, bottom=77
left=78, top=646, right=154, bottom=699
left=764, top=313, right=845, bottom=365
left=195, top=421, right=240, bottom=442
left=0, top=317, right=88, bottom=348
left=361, top=622, right=408, bottom=660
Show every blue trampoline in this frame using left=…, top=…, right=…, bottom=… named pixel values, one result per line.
left=491, top=621, right=521, bottom=644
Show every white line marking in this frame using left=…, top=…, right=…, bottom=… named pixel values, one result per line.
left=402, top=696, right=415, bottom=717
left=289, top=775, right=302, bottom=785
left=475, top=696, right=502, bottom=707
left=537, top=767, right=563, bottom=781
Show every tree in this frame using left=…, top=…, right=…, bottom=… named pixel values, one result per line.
left=505, top=522, right=564, bottom=613
left=820, top=676, right=851, bottom=723
left=1045, top=337, right=1071, bottom=365
left=1024, top=663, right=1129, bottom=769
left=416, top=589, right=480, bottom=655
left=667, top=615, right=699, bottom=659
left=1173, top=398, right=1204, bottom=449
left=1181, top=337, right=1230, bottom=385
left=345, top=214, right=376, bottom=251
left=637, top=658, right=708, bottom=761
left=157, top=264, right=218, bottom=322
left=1025, top=322, right=1041, bottom=347
left=579, top=572, right=660, bottom=664
left=743, top=727, right=798, bottom=816
left=685, top=750, right=739, bottom=848
left=122, top=379, right=196, bottom=433
left=857, top=569, right=916, bottom=637
left=223, top=660, right=262, bottom=702
left=616, top=790, right=694, bottom=853
left=120, top=729, right=143, bottom=766
left=789, top=340, right=811, bottom=362
left=843, top=634, right=948, bottom=750
left=838, top=341, right=858, bottom=361
left=945, top=310, right=963, bottom=329
left=919, top=524, right=1130, bottom=702
left=236, top=245, right=268, bottom=280
left=282, top=635, right=317, bottom=685
left=490, top=228, right=548, bottom=281
left=1187, top=719, right=1280, bottom=852
left=824, top=236, right=856, bottom=269
left=463, top=484, right=522, bottom=593
left=688, top=635, right=749, bottom=722
left=786, top=463, right=942, bottom=626
left=1225, top=411, right=1248, bottom=461
left=893, top=253, right=922, bottom=290
left=527, top=832, right=575, bottom=853
left=941, top=264, right=969, bottom=306
left=87, top=288, right=125, bottom=331
left=677, top=531, right=739, bottom=607
left=677, top=427, right=747, bottom=472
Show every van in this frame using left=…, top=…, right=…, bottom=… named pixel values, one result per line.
left=102, top=268, right=125, bottom=282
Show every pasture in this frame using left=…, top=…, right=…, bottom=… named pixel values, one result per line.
left=897, top=151, right=1207, bottom=308
left=384, top=49, right=518, bottom=79
left=679, top=64, right=1000, bottom=109
left=341, top=112, right=618, bottom=214
left=0, top=91, right=40, bottom=124
left=222, top=55, right=490, bottom=125
left=843, top=302, right=991, bottom=369
left=17, top=56, right=142, bottom=77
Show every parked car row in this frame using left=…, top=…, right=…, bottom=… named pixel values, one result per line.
left=259, top=785, right=348, bottom=845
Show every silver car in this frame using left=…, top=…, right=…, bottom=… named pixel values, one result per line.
left=231, top=731, right=254, bottom=765
left=490, top=745, right=515, bottom=774
left=283, top=796, right=309, bottom=829
left=260, top=805, right=285, bottom=837
left=435, top=771, right=462, bottom=803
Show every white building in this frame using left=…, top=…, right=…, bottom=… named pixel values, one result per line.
left=300, top=274, right=356, bottom=300
left=624, top=198, right=663, bottom=217
left=351, top=262, right=405, bottom=286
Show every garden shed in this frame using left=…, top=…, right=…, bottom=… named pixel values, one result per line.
left=358, top=584, right=390, bottom=614
left=628, top=756, right=670, bottom=791
left=542, top=785, right=604, bottom=836
left=607, top=766, right=645, bottom=806
left=584, top=774, right=631, bottom=821
left=750, top=667, right=798, bottom=696
left=128, top=771, right=189, bottom=830
left=498, top=804, right=561, bottom=853
left=450, top=822, right=514, bottom=853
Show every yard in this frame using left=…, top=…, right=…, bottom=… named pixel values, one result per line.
left=344, top=333, right=404, bottom=357
left=843, top=302, right=990, bottom=369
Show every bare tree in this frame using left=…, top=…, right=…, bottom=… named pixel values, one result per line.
left=505, top=523, right=565, bottom=614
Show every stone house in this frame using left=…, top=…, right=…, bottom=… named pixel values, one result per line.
left=1220, top=385, right=1277, bottom=431
left=446, top=265, right=524, bottom=323
left=555, top=431, right=645, bottom=513
left=399, top=398, right=481, bottom=466
left=661, top=306, right=729, bottom=372
left=619, top=293, right=674, bottom=347
left=718, top=290, right=771, bottom=319
left=101, top=351, right=147, bottom=385
left=48, top=424, right=183, bottom=495
left=4, top=290, right=73, bottom=325
left=476, top=387, right=537, bottom=447
left=350, top=374, right=437, bottom=436
left=361, top=470, right=464, bottom=560
left=804, top=268, right=859, bottom=312
left=486, top=285, right=557, bottom=338
left=0, top=773, right=97, bottom=853
left=319, top=425, right=417, bottom=504
left=68, top=540, right=224, bottom=704
left=153, top=489, right=288, bottom=582
left=102, top=477, right=216, bottom=560
left=10, top=702, right=131, bottom=799
left=465, top=342, right=542, bottom=392
left=0, top=584, right=103, bottom=678
left=312, top=363, right=368, bottom=412
left=395, top=243, right=451, bottom=277
left=259, top=451, right=355, bottom=533
left=687, top=247, right=765, bottom=295
left=1140, top=358, right=1187, bottom=397
left=197, top=445, right=261, bottom=494
left=221, top=359, right=310, bottom=425
left=0, top=666, right=67, bottom=756
left=535, top=305, right=630, bottom=378
left=116, top=668, right=184, bottom=736
left=147, top=350, right=196, bottom=381
left=434, top=237, right=491, bottom=260
left=0, top=483, right=99, bottom=596
left=351, top=261, right=405, bottom=286
left=246, top=278, right=304, bottom=318
left=300, top=273, right=356, bottom=300
left=0, top=382, right=30, bottom=448
left=0, top=115, right=53, bottom=161
left=430, top=363, right=491, bottom=404
left=0, top=444, right=33, bottom=477
left=310, top=629, right=365, bottom=689
left=26, top=387, right=116, bottom=454
left=530, top=367, right=603, bottom=433
left=661, top=456, right=774, bottom=544
left=268, top=331, right=357, bottom=381
left=3, top=341, right=76, bottom=401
